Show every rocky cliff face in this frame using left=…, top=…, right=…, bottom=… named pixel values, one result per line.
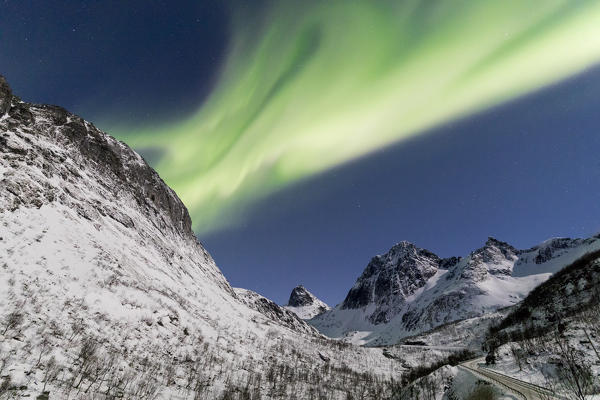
left=310, top=235, right=600, bottom=346
left=0, top=75, right=396, bottom=399
left=0, top=76, right=12, bottom=114
left=340, top=241, right=460, bottom=325
left=284, top=285, right=330, bottom=320
left=288, top=285, right=317, bottom=307
left=0, top=76, right=194, bottom=240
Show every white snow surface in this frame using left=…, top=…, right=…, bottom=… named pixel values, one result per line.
left=284, top=303, right=329, bottom=320
left=401, top=308, right=513, bottom=349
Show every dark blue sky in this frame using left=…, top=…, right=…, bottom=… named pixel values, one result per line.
left=204, top=68, right=600, bottom=305
left=2, top=1, right=599, bottom=305
left=0, top=0, right=229, bottom=124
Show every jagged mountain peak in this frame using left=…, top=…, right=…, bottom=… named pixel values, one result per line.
left=484, top=236, right=517, bottom=250
left=460, top=237, right=520, bottom=280
left=376, top=240, right=460, bottom=271
left=482, top=237, right=520, bottom=258
left=380, top=240, right=437, bottom=263
left=339, top=241, right=444, bottom=324
left=287, top=285, right=314, bottom=307
left=389, top=240, right=417, bottom=250
left=285, top=285, right=330, bottom=320
left=369, top=241, right=439, bottom=272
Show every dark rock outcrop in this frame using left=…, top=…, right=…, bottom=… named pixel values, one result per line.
left=340, top=241, right=455, bottom=324
left=284, top=285, right=330, bottom=319
left=288, top=285, right=316, bottom=307
left=342, top=241, right=440, bottom=311
left=0, top=75, right=11, bottom=115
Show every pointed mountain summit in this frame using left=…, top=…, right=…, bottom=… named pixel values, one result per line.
left=284, top=285, right=330, bottom=320
left=340, top=241, right=460, bottom=324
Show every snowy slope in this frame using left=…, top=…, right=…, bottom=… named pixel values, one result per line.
left=310, top=236, right=600, bottom=346
left=0, top=75, right=398, bottom=399
left=484, top=249, right=600, bottom=395
left=398, top=307, right=513, bottom=349
left=283, top=285, right=330, bottom=319
left=234, top=288, right=321, bottom=335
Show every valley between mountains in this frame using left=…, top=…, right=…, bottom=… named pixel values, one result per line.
left=1, top=74, right=599, bottom=399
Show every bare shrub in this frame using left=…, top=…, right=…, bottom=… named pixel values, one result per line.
left=466, top=382, right=496, bottom=400
left=42, top=356, right=60, bottom=392
left=0, top=375, right=12, bottom=394
left=553, top=333, right=595, bottom=400
left=2, top=311, right=23, bottom=335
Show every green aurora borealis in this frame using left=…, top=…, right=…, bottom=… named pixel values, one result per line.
left=115, top=0, right=600, bottom=234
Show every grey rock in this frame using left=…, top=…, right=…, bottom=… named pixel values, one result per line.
left=341, top=241, right=445, bottom=324
left=0, top=75, right=11, bottom=115
left=288, top=285, right=316, bottom=307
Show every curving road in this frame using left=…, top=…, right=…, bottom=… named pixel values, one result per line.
left=459, top=357, right=562, bottom=400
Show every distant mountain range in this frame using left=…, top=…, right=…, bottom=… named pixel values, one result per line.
left=302, top=236, right=600, bottom=346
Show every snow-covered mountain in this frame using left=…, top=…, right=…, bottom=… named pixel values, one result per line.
left=2, top=72, right=598, bottom=398
left=284, top=285, right=330, bottom=320
left=310, top=236, right=600, bottom=346
left=0, top=75, right=397, bottom=399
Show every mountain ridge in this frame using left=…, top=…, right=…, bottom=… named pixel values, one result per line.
left=310, top=234, right=600, bottom=346
left=0, top=74, right=397, bottom=399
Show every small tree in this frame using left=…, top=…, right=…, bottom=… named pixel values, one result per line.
left=577, top=310, right=600, bottom=363
left=0, top=376, right=12, bottom=397
left=553, top=332, right=595, bottom=400
left=71, top=335, right=99, bottom=390
left=42, top=356, right=60, bottom=392
left=466, top=383, right=496, bottom=400
left=509, top=344, right=524, bottom=371
left=2, top=311, right=23, bottom=335
left=35, top=336, right=51, bottom=367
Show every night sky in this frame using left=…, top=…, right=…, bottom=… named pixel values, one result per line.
left=3, top=1, right=600, bottom=305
